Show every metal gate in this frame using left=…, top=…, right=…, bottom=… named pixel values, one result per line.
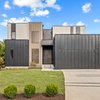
left=54, top=34, right=100, bottom=69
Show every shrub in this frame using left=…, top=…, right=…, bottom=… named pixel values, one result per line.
left=4, top=85, right=17, bottom=99
left=45, top=84, right=58, bottom=97
left=0, top=57, right=5, bottom=69
left=24, top=84, right=36, bottom=98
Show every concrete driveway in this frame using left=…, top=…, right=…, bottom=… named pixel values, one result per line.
left=62, top=70, right=100, bottom=100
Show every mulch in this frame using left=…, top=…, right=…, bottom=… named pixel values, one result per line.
left=0, top=93, right=65, bottom=100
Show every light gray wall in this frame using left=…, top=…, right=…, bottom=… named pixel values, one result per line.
left=52, top=26, right=86, bottom=37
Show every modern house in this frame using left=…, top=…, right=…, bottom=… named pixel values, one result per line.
left=5, top=22, right=100, bottom=69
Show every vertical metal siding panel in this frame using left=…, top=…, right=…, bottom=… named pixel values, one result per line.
left=92, top=35, right=94, bottom=68
left=98, top=35, right=100, bottom=68
left=54, top=34, right=100, bottom=69
left=5, top=40, right=29, bottom=66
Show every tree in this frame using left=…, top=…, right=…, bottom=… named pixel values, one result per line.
left=0, top=41, right=5, bottom=60
left=0, top=41, right=5, bottom=69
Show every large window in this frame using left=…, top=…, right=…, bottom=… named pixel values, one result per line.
left=11, top=24, right=16, bottom=39
left=31, top=31, right=39, bottom=43
left=32, top=49, right=39, bottom=63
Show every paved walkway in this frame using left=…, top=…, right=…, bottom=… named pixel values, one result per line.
left=62, top=70, right=100, bottom=100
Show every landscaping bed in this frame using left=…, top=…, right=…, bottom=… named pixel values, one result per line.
left=0, top=93, right=65, bottom=100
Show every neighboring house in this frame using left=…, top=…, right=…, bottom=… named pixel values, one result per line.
left=5, top=22, right=87, bottom=68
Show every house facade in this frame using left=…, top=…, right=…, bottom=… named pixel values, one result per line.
left=5, top=22, right=86, bottom=68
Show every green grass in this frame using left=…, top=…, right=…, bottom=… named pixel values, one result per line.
left=0, top=69, right=64, bottom=94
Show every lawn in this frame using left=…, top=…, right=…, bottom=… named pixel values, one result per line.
left=0, top=69, right=64, bottom=94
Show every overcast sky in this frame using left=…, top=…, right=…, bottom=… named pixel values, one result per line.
left=0, top=0, right=100, bottom=40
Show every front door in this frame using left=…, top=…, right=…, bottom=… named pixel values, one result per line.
left=43, top=46, right=53, bottom=64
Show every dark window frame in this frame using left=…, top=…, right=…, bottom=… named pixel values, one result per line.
left=11, top=23, right=16, bottom=39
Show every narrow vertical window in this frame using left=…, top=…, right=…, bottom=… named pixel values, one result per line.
left=76, top=26, right=80, bottom=34
left=70, top=26, right=74, bottom=34
left=10, top=49, right=13, bottom=59
left=11, top=24, right=16, bottom=39
left=32, top=49, right=39, bottom=63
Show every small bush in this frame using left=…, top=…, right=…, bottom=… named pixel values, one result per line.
left=0, top=57, right=5, bottom=69
left=4, top=85, right=17, bottom=99
left=24, top=84, right=36, bottom=98
left=45, top=84, right=58, bottom=97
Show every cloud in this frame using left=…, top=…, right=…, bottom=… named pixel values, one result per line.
left=76, top=21, right=85, bottom=26
left=30, top=9, right=49, bottom=16
left=0, top=17, right=31, bottom=27
left=82, top=3, right=91, bottom=13
left=62, top=22, right=68, bottom=26
left=94, top=19, right=100, bottom=23
left=13, top=0, right=61, bottom=16
left=2, top=14, right=7, bottom=18
left=4, top=1, right=11, bottom=9
left=13, top=0, right=39, bottom=7
left=45, top=0, right=61, bottom=11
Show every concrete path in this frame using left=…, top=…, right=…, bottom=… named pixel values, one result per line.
left=62, top=70, right=100, bottom=100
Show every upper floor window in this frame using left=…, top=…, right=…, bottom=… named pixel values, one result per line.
left=31, top=31, right=39, bottom=43
left=70, top=26, right=74, bottom=34
left=43, top=29, right=52, bottom=40
left=76, top=26, right=80, bottom=34
left=11, top=24, right=16, bottom=39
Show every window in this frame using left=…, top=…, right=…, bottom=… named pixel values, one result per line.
left=10, top=49, right=13, bottom=59
left=32, top=49, right=39, bottom=63
left=43, top=29, right=52, bottom=40
left=70, top=26, right=74, bottom=34
left=31, top=31, right=39, bottom=43
left=11, top=24, right=16, bottom=39
left=76, top=26, right=80, bottom=34
left=11, top=32, right=16, bottom=39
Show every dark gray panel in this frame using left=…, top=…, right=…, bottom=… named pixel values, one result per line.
left=5, top=40, right=29, bottom=66
left=54, top=34, right=100, bottom=69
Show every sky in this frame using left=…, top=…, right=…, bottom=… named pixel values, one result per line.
left=0, top=0, right=100, bottom=40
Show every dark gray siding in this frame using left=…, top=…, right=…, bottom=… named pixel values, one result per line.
left=54, top=34, right=100, bottom=69
left=5, top=40, right=29, bottom=66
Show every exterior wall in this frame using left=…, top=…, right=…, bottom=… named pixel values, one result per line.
left=16, top=23, right=29, bottom=39
left=52, top=26, right=70, bottom=37
left=54, top=34, right=100, bottom=69
left=29, top=22, right=42, bottom=67
left=80, top=26, right=86, bottom=34
left=7, top=23, right=29, bottom=39
left=52, top=26, right=86, bottom=37
left=5, top=40, right=29, bottom=66
left=7, top=23, right=11, bottom=39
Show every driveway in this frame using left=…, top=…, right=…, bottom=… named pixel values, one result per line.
left=62, top=70, right=100, bottom=100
